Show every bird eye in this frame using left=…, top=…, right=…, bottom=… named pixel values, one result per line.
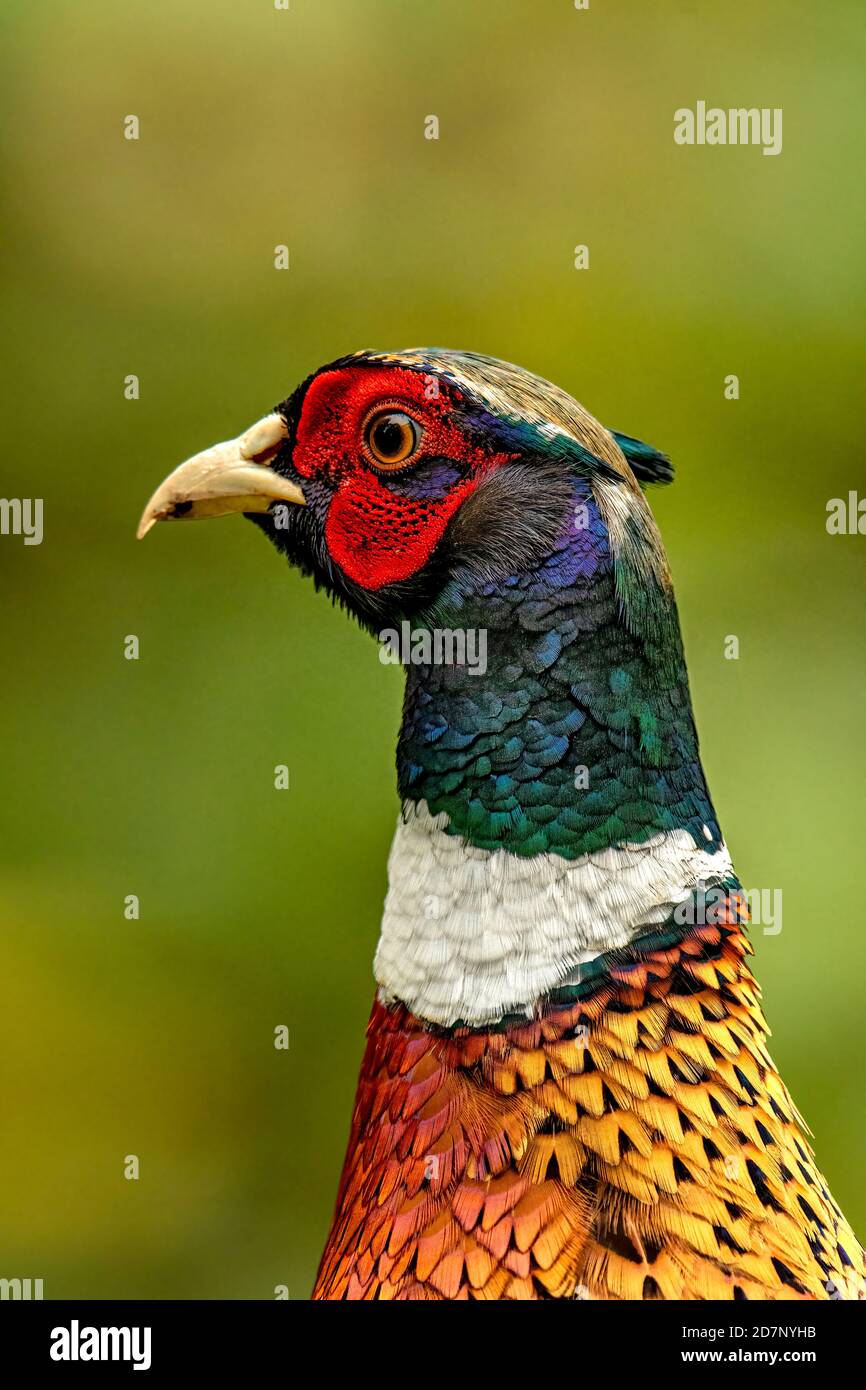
left=363, top=410, right=422, bottom=469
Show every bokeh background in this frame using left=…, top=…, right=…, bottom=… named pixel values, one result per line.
left=1, top=0, right=864, bottom=1298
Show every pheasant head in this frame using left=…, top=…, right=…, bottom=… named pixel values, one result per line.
left=138, top=349, right=863, bottom=1301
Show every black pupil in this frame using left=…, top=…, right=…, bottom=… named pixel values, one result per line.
left=373, top=415, right=409, bottom=458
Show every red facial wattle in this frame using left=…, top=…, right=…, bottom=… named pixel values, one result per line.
left=290, top=364, right=514, bottom=589
left=323, top=473, right=478, bottom=588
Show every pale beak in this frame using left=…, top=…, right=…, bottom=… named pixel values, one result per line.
left=136, top=412, right=306, bottom=539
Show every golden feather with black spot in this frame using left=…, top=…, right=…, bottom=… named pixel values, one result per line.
left=314, top=897, right=864, bottom=1300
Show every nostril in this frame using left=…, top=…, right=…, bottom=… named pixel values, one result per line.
left=241, top=412, right=288, bottom=463
left=248, top=440, right=282, bottom=466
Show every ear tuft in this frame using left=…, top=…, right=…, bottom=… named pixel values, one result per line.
left=610, top=431, right=675, bottom=486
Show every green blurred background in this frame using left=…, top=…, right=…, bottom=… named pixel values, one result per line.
left=1, top=0, right=864, bottom=1298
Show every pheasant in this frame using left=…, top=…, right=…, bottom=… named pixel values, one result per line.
left=138, top=349, right=864, bottom=1301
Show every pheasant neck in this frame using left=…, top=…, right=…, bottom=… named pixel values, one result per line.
left=376, top=489, right=734, bottom=1026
